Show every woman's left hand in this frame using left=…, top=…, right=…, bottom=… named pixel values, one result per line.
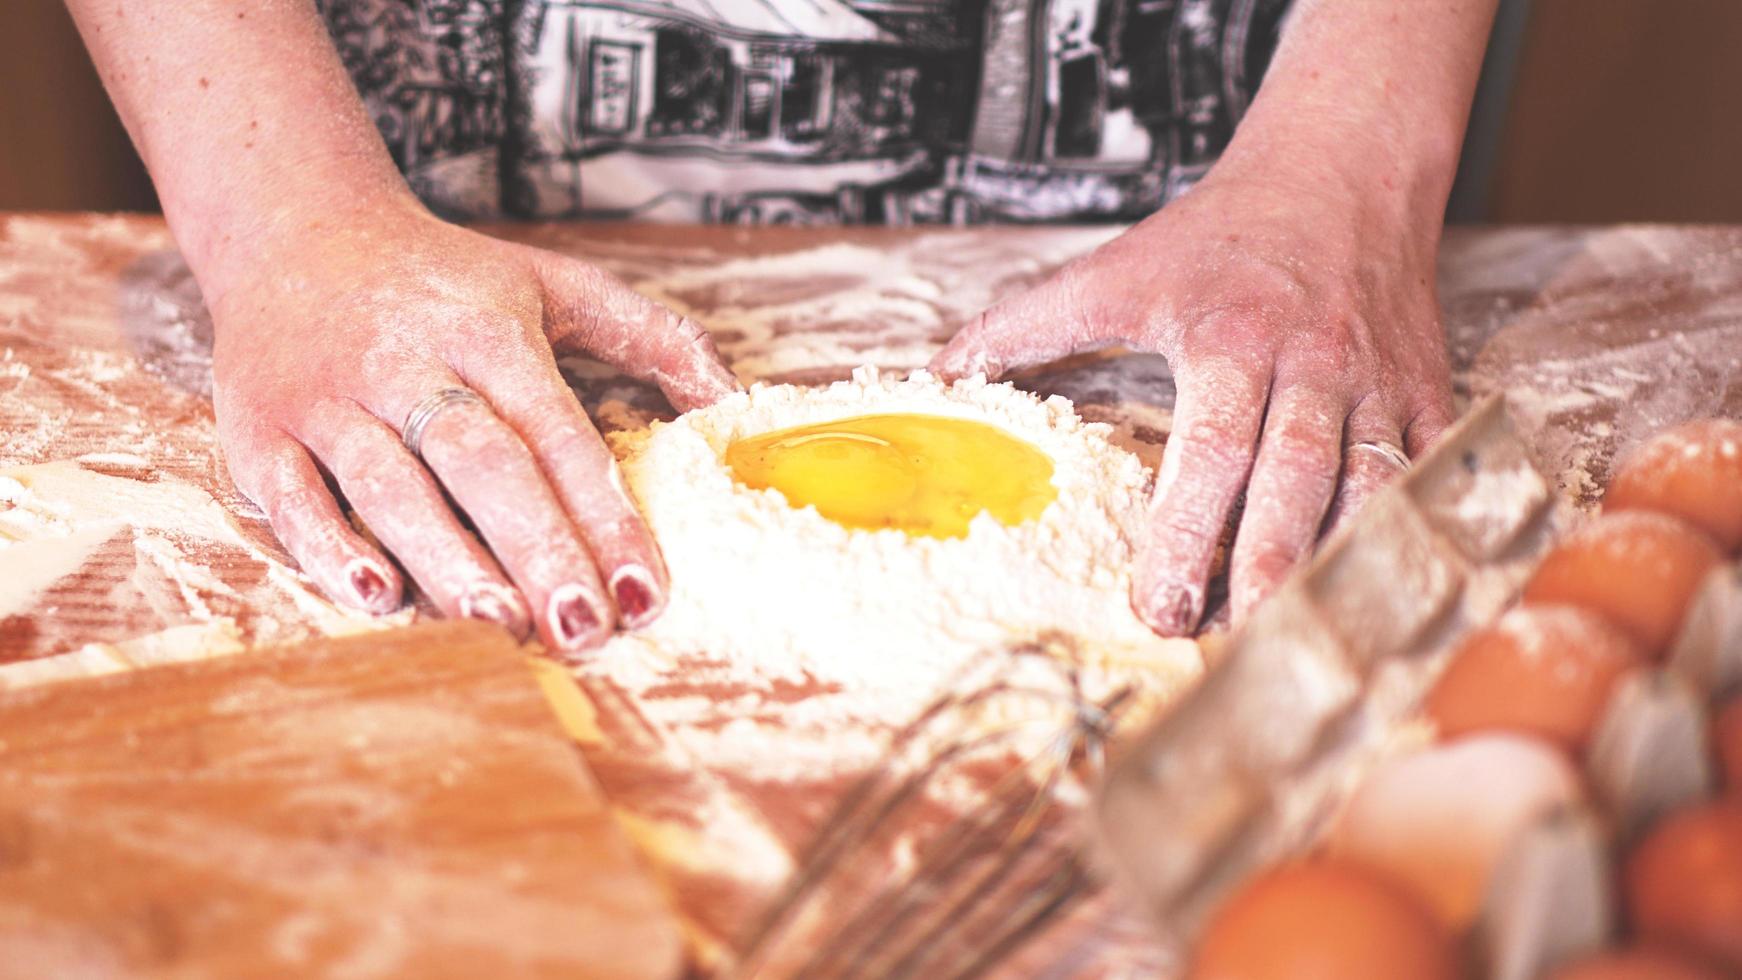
left=931, top=164, right=1454, bottom=636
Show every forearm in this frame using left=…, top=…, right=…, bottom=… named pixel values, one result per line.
left=1216, top=0, right=1501, bottom=230
left=64, top=0, right=414, bottom=299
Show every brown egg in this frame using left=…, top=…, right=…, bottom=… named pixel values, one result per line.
left=1189, top=860, right=1457, bottom=980
left=1523, top=511, right=1723, bottom=657
left=1626, top=799, right=1742, bottom=972
left=1325, top=733, right=1584, bottom=929
left=1549, top=945, right=1729, bottom=980
left=1425, top=604, right=1643, bottom=753
left=1606, top=418, right=1742, bottom=552
left=1717, top=697, right=1742, bottom=793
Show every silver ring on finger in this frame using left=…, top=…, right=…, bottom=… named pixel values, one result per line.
left=1349, top=439, right=1411, bottom=472
left=402, top=387, right=488, bottom=460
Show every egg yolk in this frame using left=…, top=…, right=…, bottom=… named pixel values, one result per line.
left=724, top=414, right=1058, bottom=539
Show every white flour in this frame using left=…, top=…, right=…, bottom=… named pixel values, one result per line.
left=0, top=460, right=406, bottom=678
left=631, top=231, right=1120, bottom=378
left=597, top=367, right=1202, bottom=725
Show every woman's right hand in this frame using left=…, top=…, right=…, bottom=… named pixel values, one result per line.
left=65, top=0, right=738, bottom=656
left=208, top=197, right=739, bottom=656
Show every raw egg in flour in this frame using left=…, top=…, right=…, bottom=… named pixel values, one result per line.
left=1605, top=418, right=1742, bottom=553
left=724, top=414, right=1058, bottom=539
left=1188, top=860, right=1458, bottom=980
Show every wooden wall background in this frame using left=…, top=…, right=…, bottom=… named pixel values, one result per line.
left=1490, top=0, right=1742, bottom=222
left=4, top=1, right=1741, bottom=222
left=1, top=3, right=155, bottom=211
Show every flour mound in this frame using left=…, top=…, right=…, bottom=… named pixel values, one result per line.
left=603, top=367, right=1200, bottom=715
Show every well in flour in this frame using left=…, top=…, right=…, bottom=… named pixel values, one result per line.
left=596, top=367, right=1201, bottom=725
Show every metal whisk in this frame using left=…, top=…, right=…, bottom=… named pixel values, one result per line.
left=729, top=643, right=1135, bottom=980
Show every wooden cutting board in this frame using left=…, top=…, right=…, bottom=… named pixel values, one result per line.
left=0, top=619, right=682, bottom=979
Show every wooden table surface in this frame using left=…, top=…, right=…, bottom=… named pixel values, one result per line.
left=0, top=620, right=684, bottom=979
left=3, top=215, right=1742, bottom=972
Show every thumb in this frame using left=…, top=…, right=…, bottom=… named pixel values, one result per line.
left=929, top=264, right=1105, bottom=381
left=532, top=251, right=742, bottom=412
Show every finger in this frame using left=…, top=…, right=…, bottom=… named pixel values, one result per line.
left=532, top=252, right=741, bottom=412
left=929, top=263, right=1105, bottom=381
left=1228, top=385, right=1344, bottom=625
left=1321, top=398, right=1408, bottom=535
left=299, top=401, right=533, bottom=639
left=466, top=351, right=669, bottom=631
left=1131, top=357, right=1268, bottom=636
left=228, top=433, right=403, bottom=615
left=1404, top=399, right=1455, bottom=458
left=397, top=383, right=617, bottom=655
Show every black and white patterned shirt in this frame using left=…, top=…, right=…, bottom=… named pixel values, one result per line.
left=319, top=0, right=1292, bottom=223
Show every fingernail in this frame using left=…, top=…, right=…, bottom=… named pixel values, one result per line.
left=609, top=565, right=662, bottom=629
left=460, top=584, right=529, bottom=639
left=549, top=584, right=607, bottom=650
left=346, top=559, right=394, bottom=612
left=1139, top=584, right=1201, bottom=636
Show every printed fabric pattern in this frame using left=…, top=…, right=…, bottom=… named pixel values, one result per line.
left=318, top=0, right=1291, bottom=223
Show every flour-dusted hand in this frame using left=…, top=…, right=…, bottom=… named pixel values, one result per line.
left=933, top=173, right=1450, bottom=635
left=209, top=199, right=739, bottom=652
left=933, top=0, right=1498, bottom=635
left=66, top=0, right=740, bottom=654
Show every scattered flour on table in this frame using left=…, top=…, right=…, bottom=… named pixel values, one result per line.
left=630, top=231, right=1121, bottom=378
left=0, top=621, right=248, bottom=691
left=0, top=461, right=405, bottom=679
left=595, top=367, right=1203, bottom=738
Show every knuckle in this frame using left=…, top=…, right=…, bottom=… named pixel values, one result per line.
left=1237, top=536, right=1306, bottom=576
left=521, top=410, right=583, bottom=449
left=667, top=312, right=710, bottom=345
left=1150, top=507, right=1224, bottom=553
left=1172, top=416, right=1251, bottom=471
left=223, top=434, right=299, bottom=504
left=1263, top=424, right=1337, bottom=475
left=426, top=408, right=518, bottom=464
left=586, top=513, right=652, bottom=561
left=339, top=451, right=403, bottom=498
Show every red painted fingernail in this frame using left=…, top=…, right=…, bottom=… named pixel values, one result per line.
left=460, top=584, right=529, bottom=638
left=610, top=566, right=661, bottom=629
left=550, top=585, right=605, bottom=650
left=347, top=560, right=391, bottom=610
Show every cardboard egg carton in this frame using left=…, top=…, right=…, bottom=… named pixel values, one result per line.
left=1094, top=394, right=1742, bottom=977
left=1092, top=395, right=1564, bottom=941
left=1584, top=558, right=1740, bottom=842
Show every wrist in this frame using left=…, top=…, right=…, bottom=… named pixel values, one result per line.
left=1209, top=104, right=1458, bottom=250
left=182, top=167, right=427, bottom=311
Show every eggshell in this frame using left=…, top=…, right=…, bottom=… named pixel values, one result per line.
left=1548, top=945, right=1729, bottom=980
left=1524, top=511, right=1723, bottom=657
left=1189, top=860, right=1457, bottom=980
left=1606, top=418, right=1742, bottom=552
left=1625, top=799, right=1742, bottom=972
left=1425, top=604, right=1642, bottom=753
left=1327, top=733, right=1584, bottom=928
